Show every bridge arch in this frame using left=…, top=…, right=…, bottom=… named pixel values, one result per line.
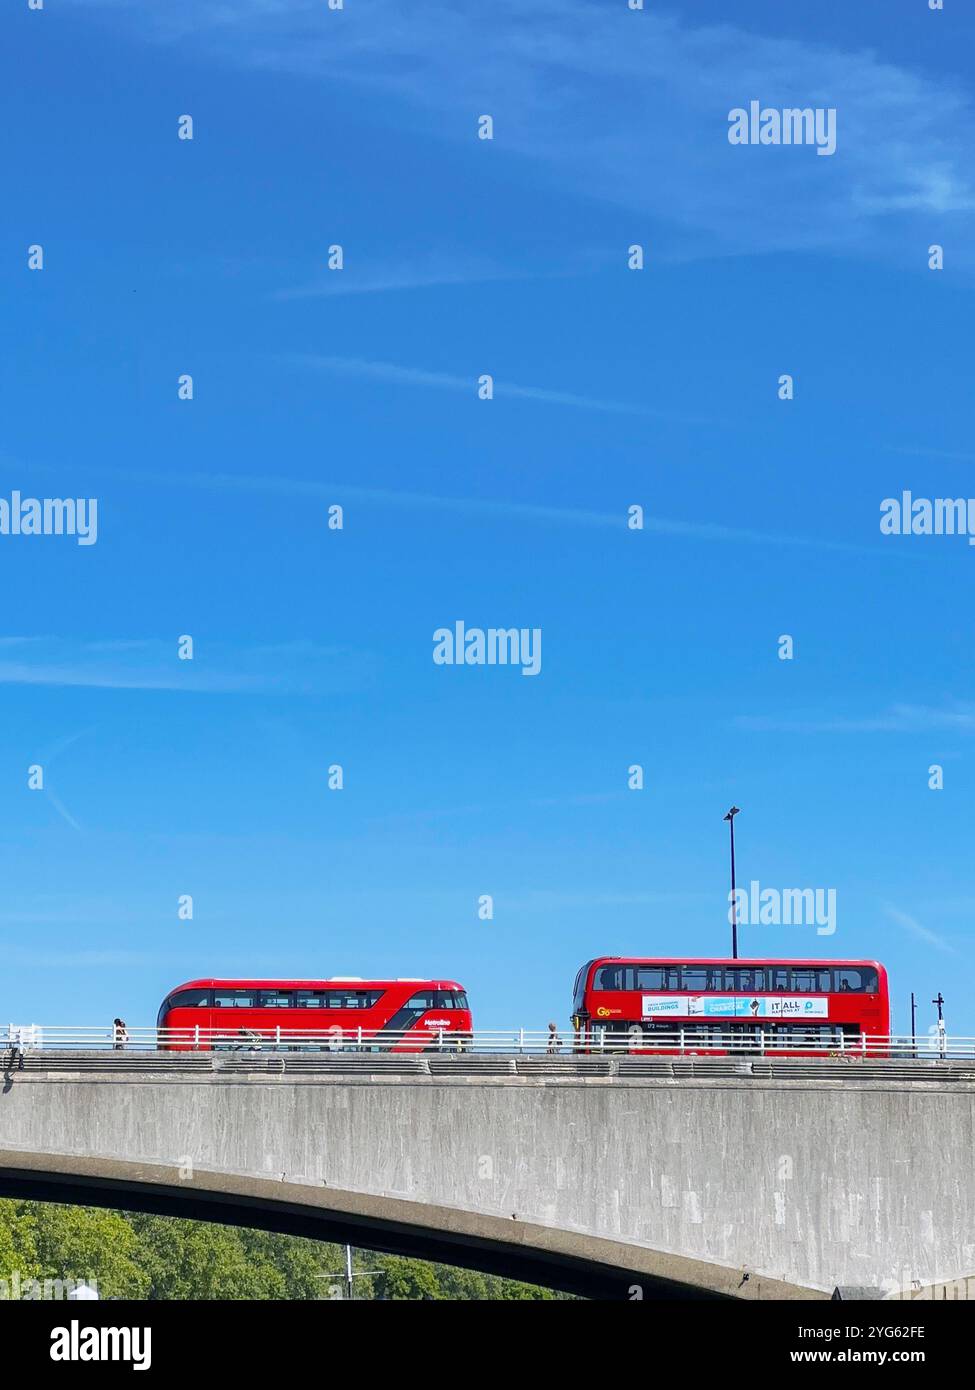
left=3, top=1056, right=966, bottom=1299
left=0, top=1150, right=745, bottom=1300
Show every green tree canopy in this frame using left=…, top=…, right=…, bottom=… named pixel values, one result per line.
left=0, top=1201, right=569, bottom=1300
left=29, top=1202, right=148, bottom=1299
left=0, top=1198, right=39, bottom=1292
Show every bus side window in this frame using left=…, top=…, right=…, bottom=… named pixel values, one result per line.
left=681, top=968, right=709, bottom=992
left=406, top=992, right=436, bottom=1011
left=171, top=989, right=209, bottom=1008
left=635, top=967, right=664, bottom=989
left=214, top=990, right=255, bottom=1008
left=595, top=966, right=623, bottom=990
left=258, top=990, right=294, bottom=1008
left=296, top=991, right=325, bottom=1008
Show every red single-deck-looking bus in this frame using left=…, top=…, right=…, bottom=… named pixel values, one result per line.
left=157, top=977, right=472, bottom=1053
left=571, top=957, right=889, bottom=1056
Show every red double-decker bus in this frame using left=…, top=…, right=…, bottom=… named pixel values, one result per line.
left=571, top=957, right=889, bottom=1056
left=157, top=977, right=472, bottom=1053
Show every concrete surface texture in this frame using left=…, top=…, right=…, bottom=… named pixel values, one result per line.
left=0, top=1061, right=970, bottom=1298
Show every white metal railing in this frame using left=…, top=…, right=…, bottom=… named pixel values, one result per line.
left=0, top=1025, right=973, bottom=1059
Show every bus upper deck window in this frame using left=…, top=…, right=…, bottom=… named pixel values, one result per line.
left=258, top=990, right=294, bottom=1008
left=406, top=992, right=436, bottom=1010
left=595, top=966, right=623, bottom=990
left=171, top=989, right=209, bottom=1008
left=214, top=990, right=255, bottom=1008
left=635, top=967, right=665, bottom=989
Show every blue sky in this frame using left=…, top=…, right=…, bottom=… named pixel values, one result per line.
left=2, top=0, right=974, bottom=1039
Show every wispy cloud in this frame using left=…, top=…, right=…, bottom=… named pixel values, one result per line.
left=44, top=789, right=84, bottom=833
left=0, top=636, right=371, bottom=695
left=22, top=458, right=904, bottom=560
left=40, top=726, right=97, bottom=766
left=883, top=904, right=957, bottom=956
left=284, top=352, right=704, bottom=421
left=273, top=255, right=526, bottom=302
left=76, top=0, right=975, bottom=266
left=736, top=703, right=975, bottom=735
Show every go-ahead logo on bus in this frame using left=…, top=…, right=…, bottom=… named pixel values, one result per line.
left=641, top=995, right=828, bottom=1020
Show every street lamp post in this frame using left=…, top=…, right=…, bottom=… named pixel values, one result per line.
left=316, top=1245, right=385, bottom=1301
left=933, top=992, right=946, bottom=1060
left=724, top=806, right=741, bottom=959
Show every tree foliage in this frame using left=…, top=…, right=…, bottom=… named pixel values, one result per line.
left=0, top=1201, right=566, bottom=1300
left=0, top=1199, right=39, bottom=1289
left=31, top=1203, right=149, bottom=1299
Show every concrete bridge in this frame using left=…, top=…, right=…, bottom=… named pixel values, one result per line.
left=0, top=1051, right=972, bottom=1299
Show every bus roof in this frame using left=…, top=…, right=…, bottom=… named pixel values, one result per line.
left=166, top=978, right=466, bottom=992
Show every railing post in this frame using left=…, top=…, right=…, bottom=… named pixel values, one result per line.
left=437, top=1028, right=444, bottom=1052
left=194, top=1024, right=200, bottom=1051
left=679, top=1026, right=685, bottom=1056
left=759, top=1027, right=765, bottom=1056
left=275, top=1025, right=281, bottom=1049
left=357, top=1025, right=363, bottom=1051
left=518, top=1027, right=525, bottom=1055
